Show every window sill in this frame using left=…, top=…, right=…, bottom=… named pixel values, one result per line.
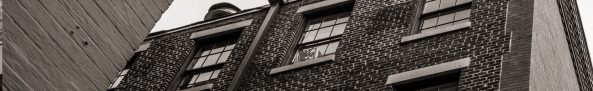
left=385, top=58, right=471, bottom=85
left=400, top=22, right=471, bottom=43
left=180, top=84, right=213, bottom=91
left=269, top=55, right=335, bottom=75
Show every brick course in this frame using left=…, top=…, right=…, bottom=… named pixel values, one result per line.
left=113, top=0, right=592, bottom=90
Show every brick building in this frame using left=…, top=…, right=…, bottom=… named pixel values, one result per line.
left=110, top=0, right=593, bottom=90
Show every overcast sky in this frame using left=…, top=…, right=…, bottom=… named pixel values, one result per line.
left=151, top=0, right=593, bottom=65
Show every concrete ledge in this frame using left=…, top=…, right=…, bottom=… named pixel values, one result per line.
left=401, top=22, right=471, bottom=43
left=189, top=19, right=253, bottom=39
left=134, top=43, right=151, bottom=52
left=385, top=58, right=471, bottom=85
left=269, top=55, right=335, bottom=74
left=296, top=0, right=351, bottom=13
left=180, top=84, right=213, bottom=91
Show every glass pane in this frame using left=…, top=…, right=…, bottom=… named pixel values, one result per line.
left=112, top=76, right=124, bottom=88
left=417, top=86, right=439, bottom=91
left=454, top=19, right=470, bottom=25
left=189, top=74, right=199, bottom=84
left=210, top=46, right=225, bottom=54
left=316, top=44, right=329, bottom=56
left=202, top=53, right=221, bottom=66
left=421, top=27, right=437, bottom=33
left=331, top=23, right=346, bottom=36
left=302, top=30, right=317, bottom=43
left=120, top=69, right=129, bottom=75
left=454, top=9, right=471, bottom=21
left=308, top=23, right=321, bottom=30
left=193, top=57, right=206, bottom=69
left=439, top=82, right=458, bottom=91
left=320, top=15, right=338, bottom=27
left=325, top=42, right=340, bottom=54
left=336, top=16, right=350, bottom=24
left=423, top=0, right=440, bottom=13
left=439, top=0, right=456, bottom=10
left=195, top=71, right=213, bottom=82
left=456, top=0, right=472, bottom=5
left=316, top=27, right=333, bottom=40
left=224, top=44, right=236, bottom=51
left=211, top=70, right=221, bottom=79
left=422, top=17, right=438, bottom=29
left=437, top=13, right=455, bottom=25
left=295, top=47, right=318, bottom=62
left=218, top=51, right=232, bottom=63
left=200, top=49, right=211, bottom=56
left=436, top=23, right=454, bottom=31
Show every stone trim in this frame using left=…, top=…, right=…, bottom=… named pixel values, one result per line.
left=401, top=22, right=470, bottom=43
left=180, top=84, right=213, bottom=91
left=385, top=58, right=471, bottom=85
left=269, top=55, right=335, bottom=75
left=296, top=0, right=352, bottom=13
left=189, top=19, right=254, bottom=39
left=134, top=43, right=151, bottom=52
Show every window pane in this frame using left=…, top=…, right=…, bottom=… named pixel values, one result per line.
left=316, top=27, right=333, bottom=40
left=421, top=27, right=437, bottom=33
left=439, top=82, right=458, bottom=91
left=211, top=46, right=225, bottom=54
left=437, top=13, right=455, bottom=25
left=454, top=9, right=471, bottom=21
left=331, top=23, right=346, bottom=36
left=193, top=57, right=206, bottom=69
left=120, top=69, right=129, bottom=75
left=456, top=0, right=471, bottom=5
left=320, top=15, right=338, bottom=28
left=454, top=19, right=470, bottom=25
left=316, top=44, right=329, bottom=56
left=417, top=86, right=439, bottom=91
left=302, top=30, right=317, bottom=43
left=195, top=71, right=213, bottom=82
left=200, top=49, right=211, bottom=56
left=224, top=44, right=235, bottom=51
left=423, top=0, right=440, bottom=13
left=217, top=51, right=232, bottom=63
left=202, top=53, right=221, bottom=66
left=211, top=70, right=221, bottom=79
left=112, top=76, right=124, bottom=88
left=294, top=47, right=318, bottom=62
left=325, top=42, right=340, bottom=54
left=422, top=17, right=438, bottom=29
left=308, top=23, right=321, bottom=30
left=189, top=74, right=199, bottom=84
left=336, top=16, right=350, bottom=24
left=439, top=0, right=456, bottom=10
left=436, top=23, right=454, bottom=31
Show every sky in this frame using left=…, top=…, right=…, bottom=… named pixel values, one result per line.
left=149, top=0, right=268, bottom=32
left=151, top=0, right=593, bottom=66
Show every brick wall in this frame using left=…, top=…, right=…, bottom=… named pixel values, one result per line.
left=119, top=0, right=530, bottom=90
left=557, top=0, right=593, bottom=90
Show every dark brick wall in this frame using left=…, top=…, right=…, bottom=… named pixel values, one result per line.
left=557, top=0, right=593, bottom=90
left=112, top=10, right=268, bottom=90
left=499, top=0, right=533, bottom=90
left=240, top=0, right=511, bottom=90
left=118, top=0, right=523, bottom=90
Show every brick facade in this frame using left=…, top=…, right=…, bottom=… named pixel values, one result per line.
left=112, top=0, right=592, bottom=90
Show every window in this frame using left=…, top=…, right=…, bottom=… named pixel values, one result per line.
left=417, top=0, right=471, bottom=33
left=108, top=69, right=129, bottom=89
left=290, top=11, right=350, bottom=64
left=181, top=33, right=240, bottom=89
left=393, top=71, right=460, bottom=91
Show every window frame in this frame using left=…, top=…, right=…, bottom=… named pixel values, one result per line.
left=282, top=7, right=353, bottom=65
left=178, top=30, right=243, bottom=90
left=410, top=0, right=473, bottom=34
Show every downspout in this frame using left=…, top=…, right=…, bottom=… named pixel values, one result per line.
left=227, top=1, right=283, bottom=91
